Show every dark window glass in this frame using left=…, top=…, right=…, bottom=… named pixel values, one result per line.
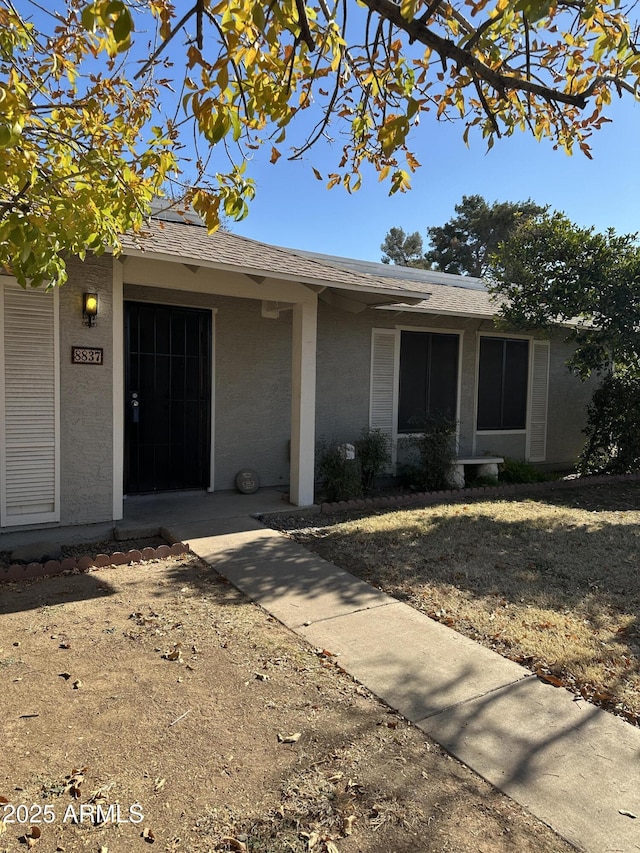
left=398, top=331, right=459, bottom=432
left=477, top=338, right=528, bottom=430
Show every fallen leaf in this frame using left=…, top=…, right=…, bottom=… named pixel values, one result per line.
left=0, top=796, right=8, bottom=804
left=72, top=680, right=82, bottom=689
left=99, top=846, right=108, bottom=853
left=219, top=837, right=246, bottom=852
left=593, top=690, right=614, bottom=703
left=277, top=732, right=301, bottom=744
left=26, top=825, right=41, bottom=848
left=153, top=778, right=166, bottom=793
left=255, top=673, right=269, bottom=681
left=0, top=819, right=6, bottom=836
left=163, top=645, right=182, bottom=662
left=300, top=830, right=319, bottom=848
left=619, top=809, right=637, bottom=818
left=70, top=766, right=88, bottom=777
left=141, top=827, right=155, bottom=843
left=535, top=669, right=564, bottom=688
left=343, top=814, right=356, bottom=836
left=59, top=643, right=71, bottom=649
left=59, top=672, right=71, bottom=680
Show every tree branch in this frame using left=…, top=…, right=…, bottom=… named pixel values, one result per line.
left=294, top=0, right=315, bottom=50
left=360, top=0, right=594, bottom=108
left=473, top=77, right=501, bottom=136
left=196, top=0, right=204, bottom=50
left=134, top=4, right=199, bottom=80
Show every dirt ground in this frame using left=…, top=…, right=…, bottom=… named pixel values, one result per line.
left=0, top=552, right=574, bottom=853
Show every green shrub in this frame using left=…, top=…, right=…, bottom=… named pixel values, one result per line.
left=355, top=428, right=391, bottom=494
left=499, top=457, right=547, bottom=484
left=466, top=473, right=500, bottom=487
left=403, top=414, right=458, bottom=492
left=316, top=440, right=363, bottom=502
left=578, top=371, right=640, bottom=475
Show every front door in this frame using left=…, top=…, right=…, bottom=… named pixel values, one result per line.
left=124, top=301, right=212, bottom=493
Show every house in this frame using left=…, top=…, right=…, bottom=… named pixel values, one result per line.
left=0, top=212, right=594, bottom=532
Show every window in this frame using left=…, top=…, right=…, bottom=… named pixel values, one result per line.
left=398, top=330, right=459, bottom=432
left=477, top=337, right=528, bottom=431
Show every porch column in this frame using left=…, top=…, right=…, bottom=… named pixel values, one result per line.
left=290, top=297, right=317, bottom=506
left=112, top=259, right=124, bottom=520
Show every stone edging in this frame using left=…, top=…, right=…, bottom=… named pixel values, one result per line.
left=319, top=472, right=640, bottom=514
left=0, top=542, right=190, bottom=584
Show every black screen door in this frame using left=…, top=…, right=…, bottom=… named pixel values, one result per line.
left=125, top=302, right=212, bottom=493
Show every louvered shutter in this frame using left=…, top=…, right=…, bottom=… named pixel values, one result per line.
left=1, top=281, right=59, bottom=526
left=526, top=340, right=549, bottom=462
left=369, top=328, right=397, bottom=467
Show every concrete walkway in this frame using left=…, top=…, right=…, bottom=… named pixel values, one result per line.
left=165, top=515, right=640, bottom=853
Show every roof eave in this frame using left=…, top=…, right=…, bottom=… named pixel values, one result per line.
left=375, top=304, right=497, bottom=321
left=118, top=245, right=431, bottom=303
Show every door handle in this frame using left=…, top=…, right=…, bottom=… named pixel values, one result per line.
left=131, top=393, right=140, bottom=424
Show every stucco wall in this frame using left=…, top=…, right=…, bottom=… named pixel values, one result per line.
left=60, top=256, right=114, bottom=524
left=315, top=302, right=592, bottom=470
left=544, top=333, right=594, bottom=469
left=315, top=304, right=487, bottom=454
left=314, top=301, right=371, bottom=443
left=123, top=284, right=292, bottom=491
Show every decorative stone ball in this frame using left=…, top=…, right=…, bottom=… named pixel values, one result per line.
left=235, top=468, right=259, bottom=494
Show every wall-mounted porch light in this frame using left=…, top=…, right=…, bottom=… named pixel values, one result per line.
left=83, top=292, right=99, bottom=327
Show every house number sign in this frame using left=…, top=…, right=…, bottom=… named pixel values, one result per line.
left=71, top=346, right=104, bottom=365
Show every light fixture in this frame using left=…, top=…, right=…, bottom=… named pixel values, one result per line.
left=83, top=292, right=98, bottom=327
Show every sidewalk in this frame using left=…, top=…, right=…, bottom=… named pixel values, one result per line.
left=167, top=515, right=640, bottom=853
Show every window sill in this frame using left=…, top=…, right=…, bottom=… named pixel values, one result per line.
left=476, top=429, right=526, bottom=435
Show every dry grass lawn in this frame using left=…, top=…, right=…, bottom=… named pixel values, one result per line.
left=274, top=481, right=640, bottom=726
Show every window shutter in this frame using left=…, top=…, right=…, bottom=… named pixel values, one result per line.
left=369, top=328, right=397, bottom=466
left=1, top=281, right=59, bottom=526
left=526, top=340, right=549, bottom=462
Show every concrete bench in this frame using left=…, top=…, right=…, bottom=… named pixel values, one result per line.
left=449, top=457, right=504, bottom=488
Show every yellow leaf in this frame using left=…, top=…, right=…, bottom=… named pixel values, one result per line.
left=277, top=732, right=301, bottom=743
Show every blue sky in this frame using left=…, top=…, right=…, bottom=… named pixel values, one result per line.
left=231, top=95, right=640, bottom=262
left=24, top=2, right=639, bottom=263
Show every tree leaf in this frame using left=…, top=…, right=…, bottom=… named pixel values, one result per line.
left=277, top=732, right=301, bottom=743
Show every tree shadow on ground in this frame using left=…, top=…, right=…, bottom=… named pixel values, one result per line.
left=167, top=529, right=640, bottom=852
left=0, top=571, right=116, bottom=615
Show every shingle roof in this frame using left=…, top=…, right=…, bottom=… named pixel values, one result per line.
left=120, top=216, right=500, bottom=318
left=289, top=249, right=500, bottom=318
left=121, top=219, right=432, bottom=298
